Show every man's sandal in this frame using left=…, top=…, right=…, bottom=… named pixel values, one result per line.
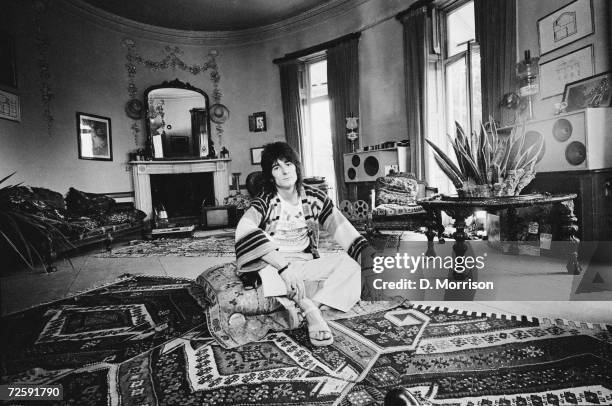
left=303, top=307, right=334, bottom=346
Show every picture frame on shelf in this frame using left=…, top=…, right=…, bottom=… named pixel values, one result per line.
left=0, top=89, right=20, bottom=122
left=563, top=71, right=612, bottom=111
left=248, top=111, right=267, bottom=132
left=77, top=112, right=113, bottom=161
left=537, top=0, right=594, bottom=56
left=250, top=147, right=264, bottom=165
left=539, top=45, right=593, bottom=99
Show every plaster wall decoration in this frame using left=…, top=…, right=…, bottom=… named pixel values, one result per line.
left=122, top=39, right=223, bottom=147
left=33, top=0, right=54, bottom=136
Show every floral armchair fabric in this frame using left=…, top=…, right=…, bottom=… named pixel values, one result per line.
left=372, top=173, right=433, bottom=217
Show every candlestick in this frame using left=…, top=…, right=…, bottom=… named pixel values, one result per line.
left=371, top=189, right=376, bottom=211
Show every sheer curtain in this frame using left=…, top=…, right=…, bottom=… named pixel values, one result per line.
left=278, top=61, right=305, bottom=160
left=327, top=37, right=360, bottom=202
left=475, top=0, right=516, bottom=126
left=399, top=6, right=429, bottom=180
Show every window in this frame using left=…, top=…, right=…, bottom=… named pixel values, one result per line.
left=426, top=0, right=481, bottom=196
left=300, top=58, right=337, bottom=202
left=443, top=0, right=481, bottom=137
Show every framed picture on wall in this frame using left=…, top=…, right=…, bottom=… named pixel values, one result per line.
left=248, top=112, right=267, bottom=132
left=563, top=71, right=612, bottom=111
left=539, top=45, right=593, bottom=99
left=537, top=0, right=594, bottom=56
left=250, top=147, right=264, bottom=165
left=0, top=89, right=20, bottom=122
left=77, top=112, right=113, bottom=161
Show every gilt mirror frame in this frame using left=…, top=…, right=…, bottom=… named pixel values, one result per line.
left=144, top=78, right=213, bottom=160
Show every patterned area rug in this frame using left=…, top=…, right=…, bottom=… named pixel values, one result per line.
left=2, top=276, right=610, bottom=405
left=97, top=231, right=403, bottom=258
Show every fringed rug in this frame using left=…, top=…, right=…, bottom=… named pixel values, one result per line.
left=2, top=276, right=610, bottom=405
left=97, top=231, right=403, bottom=258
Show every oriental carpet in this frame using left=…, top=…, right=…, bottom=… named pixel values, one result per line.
left=1, top=276, right=611, bottom=405
left=96, top=231, right=402, bottom=258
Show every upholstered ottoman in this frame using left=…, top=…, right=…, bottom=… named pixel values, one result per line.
left=196, top=262, right=301, bottom=348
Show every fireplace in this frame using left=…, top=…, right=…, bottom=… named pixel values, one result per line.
left=151, top=173, right=214, bottom=219
left=130, top=158, right=230, bottom=220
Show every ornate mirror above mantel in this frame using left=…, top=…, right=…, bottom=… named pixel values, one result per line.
left=144, top=79, right=215, bottom=160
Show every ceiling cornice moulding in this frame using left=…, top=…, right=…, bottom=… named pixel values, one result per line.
left=61, top=0, right=372, bottom=46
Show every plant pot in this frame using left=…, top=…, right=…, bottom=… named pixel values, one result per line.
left=458, top=183, right=492, bottom=198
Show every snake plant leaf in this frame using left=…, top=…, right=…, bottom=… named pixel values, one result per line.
left=456, top=139, right=486, bottom=184
left=447, top=133, right=467, bottom=175
left=455, top=122, right=473, bottom=158
left=426, top=139, right=466, bottom=181
left=0, top=172, right=17, bottom=186
left=477, top=126, right=489, bottom=179
left=433, top=154, right=464, bottom=189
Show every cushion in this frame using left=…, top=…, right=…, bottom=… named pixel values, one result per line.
left=373, top=203, right=426, bottom=216
left=99, top=208, right=146, bottom=225
left=31, top=187, right=66, bottom=211
left=66, top=187, right=115, bottom=216
left=375, top=173, right=419, bottom=207
left=196, top=262, right=300, bottom=348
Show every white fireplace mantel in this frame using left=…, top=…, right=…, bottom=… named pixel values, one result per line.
left=129, top=159, right=230, bottom=219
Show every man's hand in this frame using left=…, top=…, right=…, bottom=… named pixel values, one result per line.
left=280, top=265, right=305, bottom=302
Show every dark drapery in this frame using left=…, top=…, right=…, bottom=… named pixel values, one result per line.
left=399, top=6, right=429, bottom=179
left=475, top=0, right=516, bottom=126
left=327, top=37, right=360, bottom=202
left=278, top=61, right=304, bottom=160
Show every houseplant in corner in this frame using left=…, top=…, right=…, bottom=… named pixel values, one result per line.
left=0, top=172, right=72, bottom=272
left=426, top=119, right=544, bottom=198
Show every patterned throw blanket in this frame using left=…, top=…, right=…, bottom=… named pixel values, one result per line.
left=2, top=275, right=611, bottom=405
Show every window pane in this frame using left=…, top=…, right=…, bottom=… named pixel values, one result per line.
left=309, top=60, right=328, bottom=98
left=446, top=1, right=475, bottom=57
left=308, top=99, right=336, bottom=200
left=445, top=57, right=469, bottom=134
left=470, top=43, right=482, bottom=129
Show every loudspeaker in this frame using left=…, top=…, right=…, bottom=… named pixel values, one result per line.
left=525, top=108, right=612, bottom=172
left=343, top=150, right=398, bottom=182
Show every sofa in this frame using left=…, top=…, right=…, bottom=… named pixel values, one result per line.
left=3, top=186, right=146, bottom=271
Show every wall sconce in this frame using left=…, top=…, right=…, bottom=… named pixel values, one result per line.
left=345, top=114, right=358, bottom=152
left=516, top=49, right=540, bottom=120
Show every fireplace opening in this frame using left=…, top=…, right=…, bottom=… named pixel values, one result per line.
left=150, top=173, right=214, bottom=221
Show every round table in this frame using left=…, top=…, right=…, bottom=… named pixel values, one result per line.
left=417, top=193, right=581, bottom=276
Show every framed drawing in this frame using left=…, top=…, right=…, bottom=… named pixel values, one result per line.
left=539, top=45, right=593, bottom=99
left=563, top=71, right=612, bottom=111
left=77, top=112, right=113, bottom=161
left=0, top=89, right=20, bottom=122
left=248, top=112, right=267, bottom=132
left=537, top=0, right=593, bottom=56
left=250, top=147, right=264, bottom=165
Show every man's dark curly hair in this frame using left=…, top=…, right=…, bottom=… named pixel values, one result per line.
left=260, top=142, right=303, bottom=194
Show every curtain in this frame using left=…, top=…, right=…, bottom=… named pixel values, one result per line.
left=475, top=0, right=517, bottom=126
left=327, top=37, right=360, bottom=202
left=278, top=61, right=304, bottom=160
left=399, top=6, right=429, bottom=180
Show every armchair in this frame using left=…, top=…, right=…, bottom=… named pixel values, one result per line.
left=346, top=173, right=445, bottom=243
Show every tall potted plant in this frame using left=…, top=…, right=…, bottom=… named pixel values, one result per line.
left=426, top=119, right=544, bottom=197
left=0, top=173, right=72, bottom=271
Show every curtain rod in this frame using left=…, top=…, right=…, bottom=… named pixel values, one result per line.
left=273, top=32, right=361, bottom=64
